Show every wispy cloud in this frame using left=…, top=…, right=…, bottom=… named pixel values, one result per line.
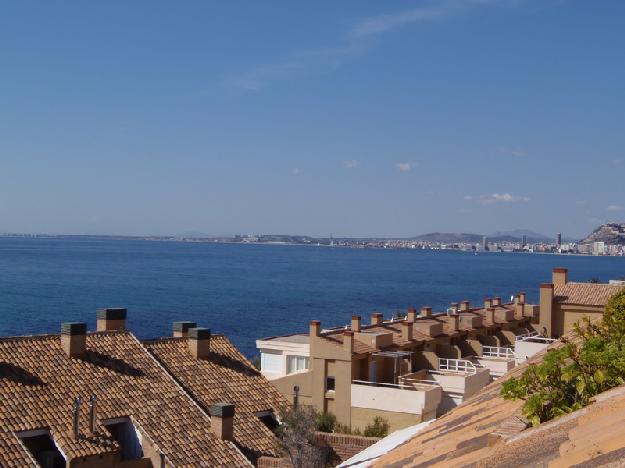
left=499, top=147, right=526, bottom=158
left=613, top=158, right=623, bottom=166
left=465, top=192, right=530, bottom=205
left=225, top=0, right=519, bottom=91
left=291, top=168, right=303, bottom=176
left=344, top=159, right=361, bottom=169
left=607, top=204, right=624, bottom=212
left=394, top=162, right=416, bottom=172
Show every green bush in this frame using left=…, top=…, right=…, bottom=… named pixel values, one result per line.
left=363, top=416, right=389, bottom=437
left=501, top=289, right=625, bottom=426
left=316, top=412, right=336, bottom=433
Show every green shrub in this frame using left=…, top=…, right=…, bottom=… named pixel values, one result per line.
left=363, top=416, right=389, bottom=437
left=316, top=412, right=336, bottom=433
left=501, top=289, right=625, bottom=426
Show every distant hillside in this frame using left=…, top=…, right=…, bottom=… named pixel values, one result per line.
left=581, top=223, right=625, bottom=245
left=412, top=232, right=483, bottom=243
left=490, top=229, right=552, bottom=243
left=413, top=229, right=551, bottom=244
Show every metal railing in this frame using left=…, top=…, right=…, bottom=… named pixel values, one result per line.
left=482, top=346, right=515, bottom=359
left=516, top=334, right=557, bottom=344
left=352, top=379, right=439, bottom=391
left=515, top=331, right=539, bottom=340
left=437, top=358, right=477, bottom=374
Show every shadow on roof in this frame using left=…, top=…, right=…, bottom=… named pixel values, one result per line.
left=208, top=351, right=260, bottom=377
left=0, top=362, right=46, bottom=386
left=81, top=350, right=145, bottom=377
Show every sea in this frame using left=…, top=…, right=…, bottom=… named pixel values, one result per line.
left=0, top=237, right=623, bottom=357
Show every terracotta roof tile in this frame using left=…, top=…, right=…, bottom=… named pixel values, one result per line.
left=144, top=335, right=289, bottom=463
left=554, top=283, right=623, bottom=306
left=372, top=333, right=625, bottom=467
left=0, top=331, right=252, bottom=467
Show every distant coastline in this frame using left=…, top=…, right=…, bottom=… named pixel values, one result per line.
left=1, top=232, right=623, bottom=257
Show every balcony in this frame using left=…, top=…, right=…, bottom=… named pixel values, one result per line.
left=514, top=335, right=557, bottom=365
left=475, top=346, right=516, bottom=378
left=427, top=358, right=491, bottom=414
left=351, top=376, right=442, bottom=422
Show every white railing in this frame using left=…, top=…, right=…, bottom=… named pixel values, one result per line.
left=516, top=335, right=557, bottom=344
left=352, top=379, right=439, bottom=391
left=515, top=331, right=539, bottom=340
left=437, top=358, right=477, bottom=374
left=482, top=346, right=515, bottom=359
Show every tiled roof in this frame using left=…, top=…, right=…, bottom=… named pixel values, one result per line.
left=372, top=331, right=625, bottom=467
left=145, top=335, right=289, bottom=463
left=0, top=331, right=252, bottom=467
left=554, top=282, right=624, bottom=306
left=322, top=333, right=377, bottom=355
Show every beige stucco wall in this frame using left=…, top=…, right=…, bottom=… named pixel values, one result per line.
left=269, top=370, right=314, bottom=406
left=553, top=304, right=603, bottom=337
left=350, top=407, right=423, bottom=433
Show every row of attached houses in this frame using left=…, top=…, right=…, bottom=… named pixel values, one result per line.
left=257, top=268, right=624, bottom=432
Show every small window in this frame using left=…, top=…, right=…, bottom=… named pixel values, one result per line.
left=326, top=376, right=336, bottom=392
left=286, top=355, right=309, bottom=374
left=17, top=429, right=65, bottom=468
left=256, top=410, right=279, bottom=431
left=260, top=352, right=282, bottom=374
left=104, top=418, right=143, bottom=460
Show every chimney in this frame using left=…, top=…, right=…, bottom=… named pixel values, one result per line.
left=539, top=283, right=554, bottom=337
left=406, top=308, right=417, bottom=323
left=188, top=327, right=211, bottom=360
left=519, top=292, right=526, bottom=304
left=343, top=331, right=354, bottom=352
left=96, top=308, right=127, bottom=332
left=173, top=321, right=197, bottom=338
left=420, top=307, right=432, bottom=318
left=371, top=313, right=383, bottom=326
left=401, top=321, right=413, bottom=341
left=450, top=303, right=459, bottom=314
left=486, top=308, right=495, bottom=324
left=450, top=314, right=459, bottom=331
left=460, top=301, right=470, bottom=312
left=484, top=298, right=493, bottom=309
left=351, top=315, right=362, bottom=333
left=310, top=320, right=321, bottom=337
left=493, top=297, right=502, bottom=306
left=61, top=322, right=87, bottom=358
left=209, top=403, right=235, bottom=441
left=553, top=268, right=568, bottom=286
left=514, top=294, right=520, bottom=305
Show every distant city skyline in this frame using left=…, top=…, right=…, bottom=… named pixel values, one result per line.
left=1, top=1, right=624, bottom=239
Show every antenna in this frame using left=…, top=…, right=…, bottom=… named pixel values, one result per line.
left=89, top=394, right=97, bottom=434
left=73, top=396, right=81, bottom=440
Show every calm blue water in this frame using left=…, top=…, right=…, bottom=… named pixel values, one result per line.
left=0, top=237, right=623, bottom=356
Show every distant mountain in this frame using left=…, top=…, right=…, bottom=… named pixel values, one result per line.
left=489, top=229, right=552, bottom=243
left=412, top=232, right=483, bottom=243
left=580, top=223, right=625, bottom=245
left=413, top=229, right=552, bottom=244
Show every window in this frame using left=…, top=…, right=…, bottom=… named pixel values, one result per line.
left=255, top=410, right=279, bottom=431
left=260, top=352, right=282, bottom=374
left=286, top=355, right=309, bottom=374
left=104, top=418, right=143, bottom=460
left=17, top=430, right=65, bottom=468
left=326, top=376, right=336, bottom=392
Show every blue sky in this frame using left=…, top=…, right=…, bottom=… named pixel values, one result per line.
left=1, top=0, right=624, bottom=238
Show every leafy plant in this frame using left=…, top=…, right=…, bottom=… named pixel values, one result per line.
left=363, top=416, right=390, bottom=437
left=315, top=412, right=336, bottom=433
left=501, top=289, right=625, bottom=426
left=278, top=406, right=329, bottom=468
